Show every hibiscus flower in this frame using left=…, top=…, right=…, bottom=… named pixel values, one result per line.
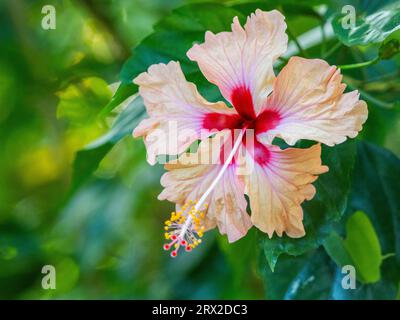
left=133, top=9, right=368, bottom=257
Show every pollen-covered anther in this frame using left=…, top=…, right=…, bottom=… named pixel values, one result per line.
left=163, top=200, right=207, bottom=257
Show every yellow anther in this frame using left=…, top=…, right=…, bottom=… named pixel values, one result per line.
left=163, top=200, right=207, bottom=254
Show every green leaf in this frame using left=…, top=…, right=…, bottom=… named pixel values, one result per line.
left=261, top=140, right=356, bottom=271
left=71, top=96, right=145, bottom=190
left=350, top=142, right=400, bottom=260
left=56, top=77, right=113, bottom=156
left=57, top=77, right=112, bottom=126
left=260, top=142, right=400, bottom=299
left=348, top=142, right=400, bottom=289
left=334, top=141, right=400, bottom=298
left=71, top=143, right=114, bottom=191
left=323, top=211, right=383, bottom=284
left=260, top=248, right=335, bottom=300
left=232, top=1, right=321, bottom=20
left=120, top=3, right=245, bottom=102
left=323, top=231, right=354, bottom=267
left=99, top=83, right=137, bottom=117
left=332, top=1, right=400, bottom=46
left=343, top=211, right=382, bottom=283
left=379, top=39, right=400, bottom=60
left=87, top=96, right=145, bottom=149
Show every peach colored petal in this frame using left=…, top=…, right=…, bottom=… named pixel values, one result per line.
left=244, top=143, right=328, bottom=238
left=260, top=57, right=368, bottom=146
left=187, top=9, right=288, bottom=114
left=133, top=61, right=235, bottom=164
left=158, top=132, right=252, bottom=242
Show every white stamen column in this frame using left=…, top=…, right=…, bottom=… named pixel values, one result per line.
left=178, top=129, right=246, bottom=238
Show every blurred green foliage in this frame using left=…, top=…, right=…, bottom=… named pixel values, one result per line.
left=0, top=0, right=399, bottom=299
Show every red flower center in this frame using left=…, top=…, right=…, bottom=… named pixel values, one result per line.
left=202, top=86, right=279, bottom=165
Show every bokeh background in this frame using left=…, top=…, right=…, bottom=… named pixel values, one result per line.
left=0, top=0, right=399, bottom=299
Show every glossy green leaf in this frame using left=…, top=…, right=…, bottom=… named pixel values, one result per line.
left=261, top=140, right=356, bottom=271
left=71, top=96, right=145, bottom=190
left=232, top=1, right=321, bottom=19
left=379, top=39, right=400, bottom=60
left=348, top=142, right=400, bottom=289
left=261, top=142, right=400, bottom=300
left=57, top=77, right=112, bottom=126
left=343, top=211, right=382, bottom=283
left=88, top=96, right=145, bottom=149
left=332, top=1, right=400, bottom=46
left=99, top=83, right=137, bottom=117
left=71, top=143, right=114, bottom=191
left=323, top=231, right=353, bottom=268
left=350, top=142, right=400, bottom=260
left=323, top=212, right=382, bottom=284
left=260, top=248, right=335, bottom=300
left=332, top=141, right=400, bottom=298
left=120, top=3, right=245, bottom=102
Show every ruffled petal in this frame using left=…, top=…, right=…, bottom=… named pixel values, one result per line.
left=133, top=61, right=236, bottom=164
left=187, top=9, right=288, bottom=117
left=260, top=57, right=368, bottom=146
left=158, top=132, right=252, bottom=242
left=244, top=142, right=328, bottom=238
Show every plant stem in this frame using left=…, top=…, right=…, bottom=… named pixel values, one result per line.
left=323, top=41, right=342, bottom=59
left=338, top=56, right=380, bottom=70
